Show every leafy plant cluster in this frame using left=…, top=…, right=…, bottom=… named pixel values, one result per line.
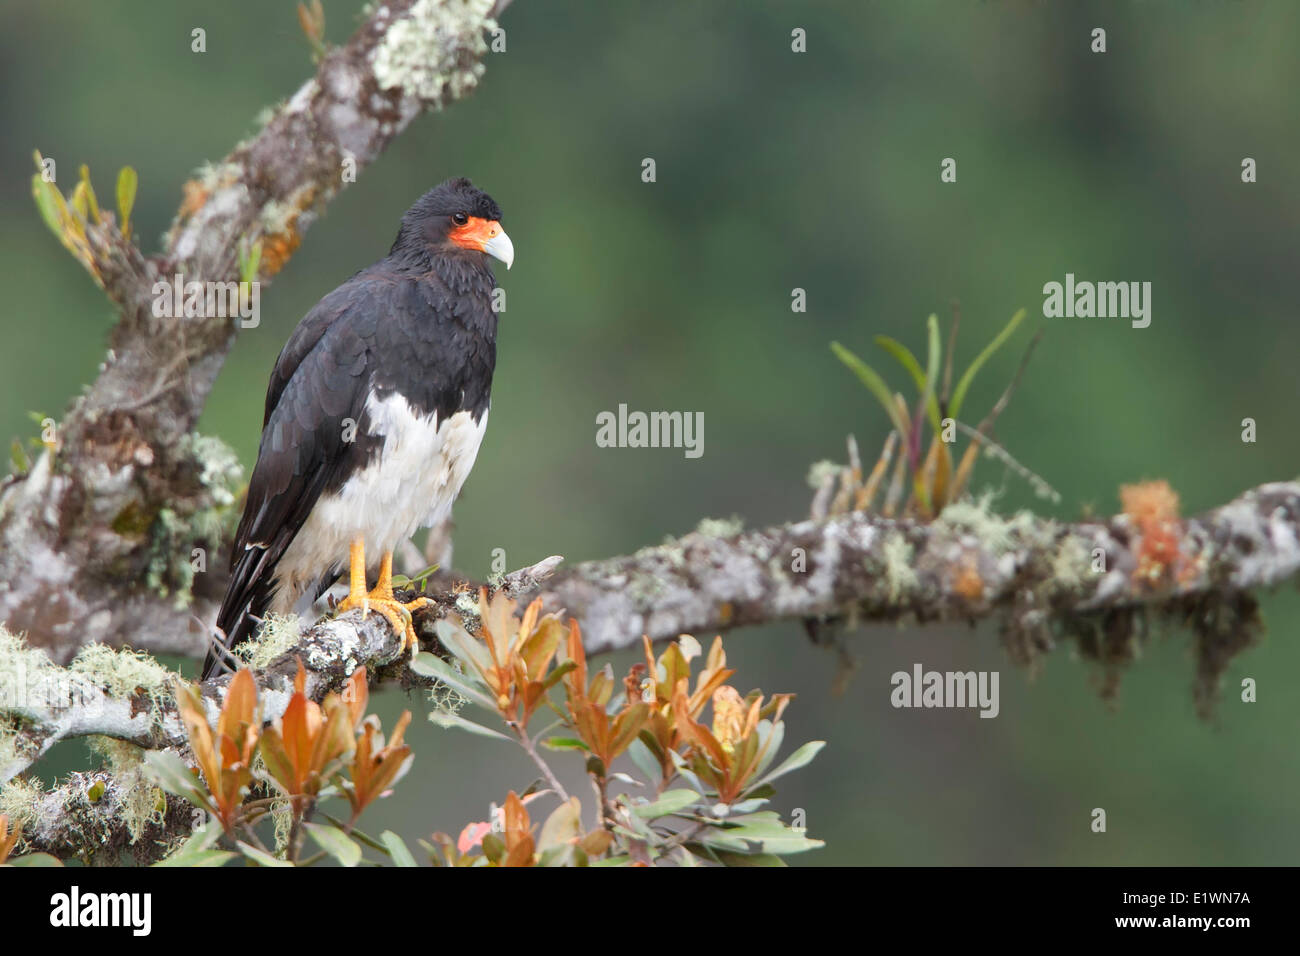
left=823, top=308, right=1056, bottom=518
left=146, top=663, right=412, bottom=867
left=147, top=590, right=823, bottom=867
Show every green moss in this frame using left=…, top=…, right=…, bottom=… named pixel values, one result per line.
left=111, top=501, right=157, bottom=536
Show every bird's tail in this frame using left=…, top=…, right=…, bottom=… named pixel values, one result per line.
left=201, top=548, right=275, bottom=681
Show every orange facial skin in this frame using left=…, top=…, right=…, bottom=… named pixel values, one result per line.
left=449, top=216, right=504, bottom=252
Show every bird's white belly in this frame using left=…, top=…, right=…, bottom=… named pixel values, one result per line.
left=271, top=392, right=487, bottom=609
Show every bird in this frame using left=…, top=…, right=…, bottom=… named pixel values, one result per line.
left=201, top=177, right=513, bottom=681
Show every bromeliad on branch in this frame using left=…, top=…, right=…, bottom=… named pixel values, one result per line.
left=825, top=307, right=1056, bottom=520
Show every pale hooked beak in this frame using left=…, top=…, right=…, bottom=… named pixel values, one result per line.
left=449, top=216, right=515, bottom=270
left=482, top=228, right=514, bottom=270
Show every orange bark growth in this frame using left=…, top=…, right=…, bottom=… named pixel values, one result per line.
left=953, top=556, right=984, bottom=601
left=1120, top=480, right=1183, bottom=586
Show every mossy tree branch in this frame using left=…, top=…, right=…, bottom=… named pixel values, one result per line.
left=4, top=481, right=1296, bottom=861
left=0, top=0, right=511, bottom=663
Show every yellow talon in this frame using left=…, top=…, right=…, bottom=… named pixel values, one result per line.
left=334, top=540, right=428, bottom=655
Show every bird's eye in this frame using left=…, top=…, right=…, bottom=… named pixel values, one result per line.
left=452, top=212, right=469, bottom=226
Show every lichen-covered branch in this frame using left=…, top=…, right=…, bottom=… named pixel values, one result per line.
left=529, top=481, right=1295, bottom=659
left=5, top=482, right=1296, bottom=860
left=0, top=0, right=509, bottom=663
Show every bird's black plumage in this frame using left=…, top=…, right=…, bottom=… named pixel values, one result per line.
left=203, top=178, right=507, bottom=679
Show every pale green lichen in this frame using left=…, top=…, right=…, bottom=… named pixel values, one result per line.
left=234, top=613, right=303, bottom=669
left=68, top=643, right=173, bottom=716
left=0, top=716, right=36, bottom=780
left=0, top=775, right=43, bottom=829
left=881, top=532, right=917, bottom=604
left=258, top=190, right=309, bottom=237
left=938, top=493, right=1053, bottom=555
left=272, top=796, right=293, bottom=854
left=185, top=433, right=243, bottom=513
left=938, top=493, right=1016, bottom=549
left=146, top=508, right=194, bottom=606
left=454, top=591, right=480, bottom=619
left=1049, top=535, right=1094, bottom=596
left=427, top=659, right=468, bottom=718
left=806, top=459, right=841, bottom=490
left=194, top=160, right=242, bottom=192
left=145, top=434, right=243, bottom=607
left=627, top=570, right=668, bottom=604
left=0, top=623, right=56, bottom=681
left=695, top=515, right=744, bottom=538
left=0, top=624, right=67, bottom=731
left=371, top=0, right=495, bottom=103
left=86, top=737, right=164, bottom=842
left=639, top=540, right=687, bottom=570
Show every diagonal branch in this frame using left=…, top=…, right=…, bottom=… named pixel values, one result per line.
left=0, top=0, right=511, bottom=663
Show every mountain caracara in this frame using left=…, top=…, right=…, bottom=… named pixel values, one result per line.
left=201, top=177, right=513, bottom=680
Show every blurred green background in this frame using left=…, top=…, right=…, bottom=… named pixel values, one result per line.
left=3, top=0, right=1298, bottom=864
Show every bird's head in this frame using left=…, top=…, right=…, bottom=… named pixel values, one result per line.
left=393, top=177, right=514, bottom=270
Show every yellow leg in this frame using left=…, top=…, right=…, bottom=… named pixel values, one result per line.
left=334, top=540, right=430, bottom=656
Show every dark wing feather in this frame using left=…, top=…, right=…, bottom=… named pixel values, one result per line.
left=202, top=275, right=391, bottom=679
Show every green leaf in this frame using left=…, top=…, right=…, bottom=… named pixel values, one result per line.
left=875, top=334, right=941, bottom=433
left=949, top=308, right=1028, bottom=419
left=537, top=798, right=582, bottom=856
left=236, top=841, right=291, bottom=867
left=668, top=750, right=707, bottom=795
left=238, top=238, right=262, bottom=286
left=541, top=736, right=589, bottom=752
left=427, top=710, right=511, bottom=740
left=921, top=314, right=941, bottom=425
left=627, top=738, right=663, bottom=786
left=410, top=652, right=496, bottom=712
left=116, top=166, right=137, bottom=236
left=753, top=740, right=825, bottom=789
left=9, top=852, right=64, bottom=867
left=480, top=833, right=505, bottom=864
left=155, top=820, right=229, bottom=867
left=434, top=618, right=493, bottom=676
left=540, top=659, right=577, bottom=692
left=304, top=822, right=362, bottom=867
left=380, top=830, right=418, bottom=867
left=631, top=789, right=701, bottom=819
left=703, top=813, right=825, bottom=855
left=751, top=718, right=785, bottom=780
left=78, top=165, right=100, bottom=222
left=10, top=439, right=30, bottom=476
left=143, top=750, right=211, bottom=810
left=831, top=342, right=908, bottom=438
left=31, top=175, right=66, bottom=239
left=315, top=811, right=387, bottom=853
